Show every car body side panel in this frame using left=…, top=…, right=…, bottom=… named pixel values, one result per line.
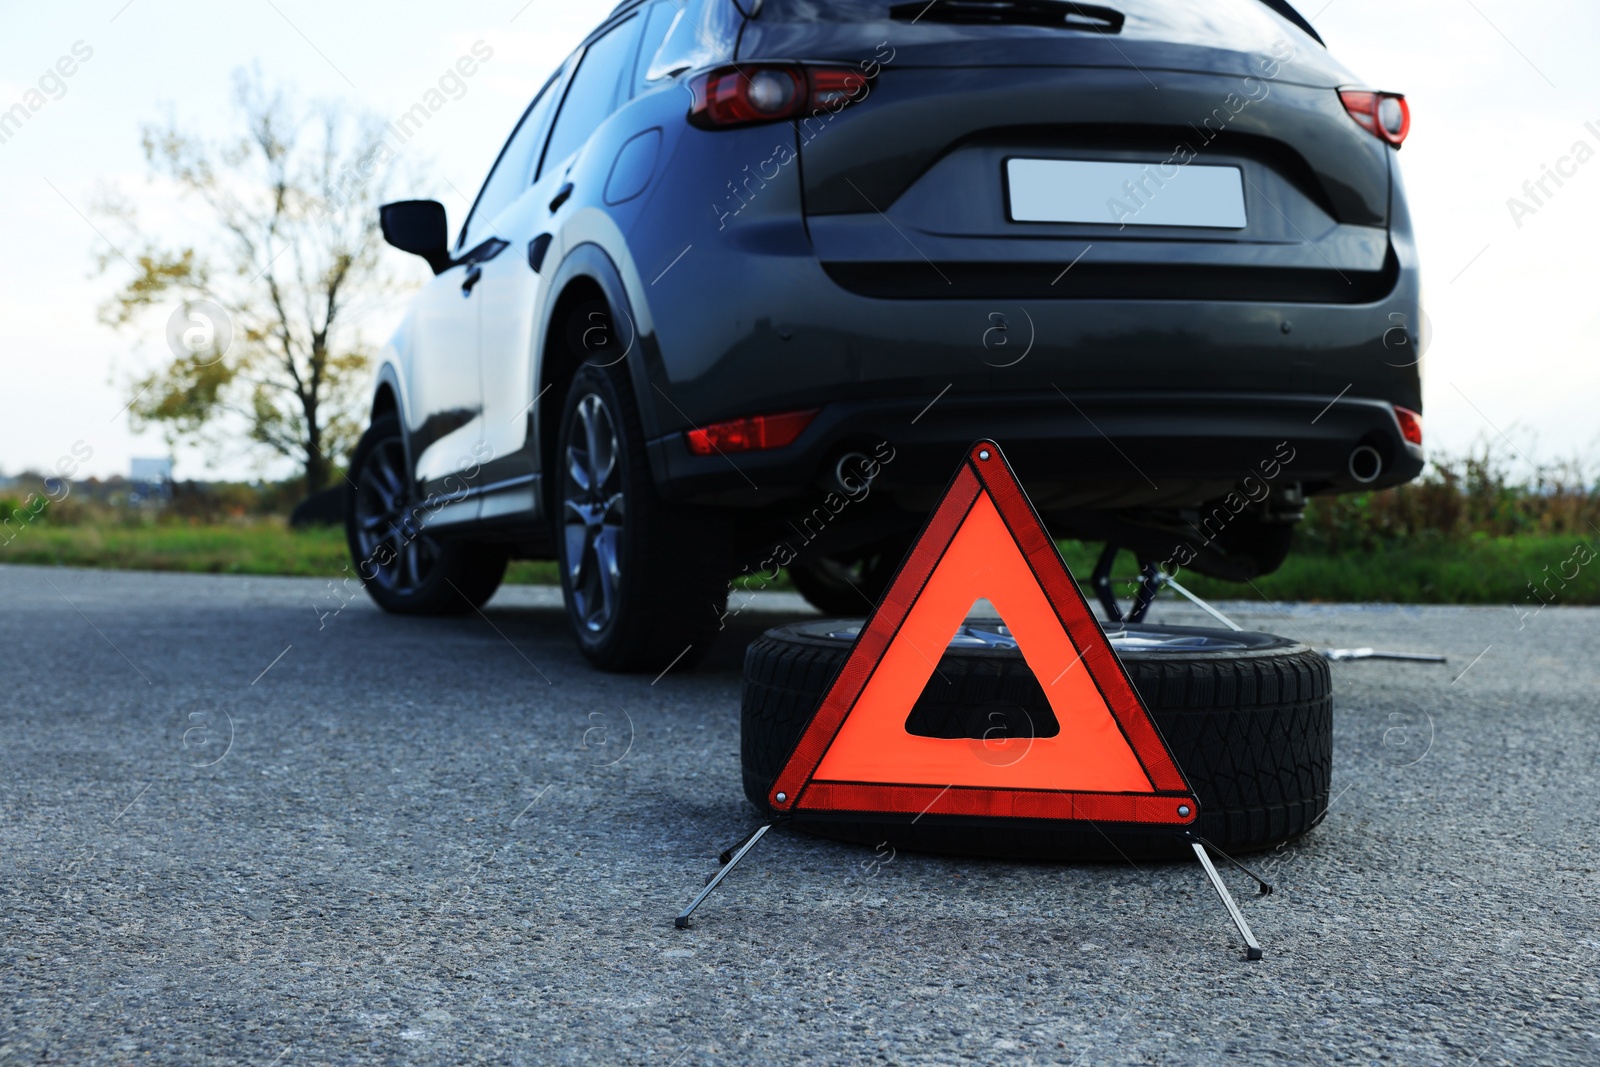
left=612, top=116, right=814, bottom=389
left=521, top=69, right=767, bottom=468
left=382, top=328, right=481, bottom=527
left=475, top=180, right=561, bottom=478
left=399, top=265, right=483, bottom=520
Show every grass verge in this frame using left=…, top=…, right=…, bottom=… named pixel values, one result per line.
left=3, top=522, right=1595, bottom=607
left=0, top=523, right=562, bottom=585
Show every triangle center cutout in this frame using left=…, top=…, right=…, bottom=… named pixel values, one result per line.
left=810, top=492, right=1156, bottom=794
left=902, top=599, right=1061, bottom=742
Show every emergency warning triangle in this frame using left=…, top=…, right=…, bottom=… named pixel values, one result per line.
left=769, top=441, right=1198, bottom=827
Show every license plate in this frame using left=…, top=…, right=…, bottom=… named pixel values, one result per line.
left=1006, top=158, right=1247, bottom=228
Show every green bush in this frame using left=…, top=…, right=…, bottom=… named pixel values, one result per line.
left=0, top=493, right=50, bottom=537
left=1297, top=448, right=1598, bottom=552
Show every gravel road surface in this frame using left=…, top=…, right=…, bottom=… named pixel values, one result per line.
left=2, top=564, right=1597, bottom=1065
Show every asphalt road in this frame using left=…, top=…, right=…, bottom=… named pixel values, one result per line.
left=2, top=563, right=1597, bottom=1066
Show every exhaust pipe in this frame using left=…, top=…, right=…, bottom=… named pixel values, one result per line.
left=1348, top=445, right=1383, bottom=484
left=833, top=452, right=876, bottom=497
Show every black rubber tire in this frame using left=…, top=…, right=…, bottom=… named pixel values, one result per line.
left=555, top=361, right=730, bottom=673
left=345, top=414, right=508, bottom=616
left=787, top=537, right=912, bottom=617
left=741, top=619, right=1332, bottom=860
left=1205, top=512, right=1297, bottom=580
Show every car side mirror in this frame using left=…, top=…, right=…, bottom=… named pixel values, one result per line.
left=379, top=200, right=453, bottom=274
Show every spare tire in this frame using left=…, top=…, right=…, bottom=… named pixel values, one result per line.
left=741, top=618, right=1332, bottom=860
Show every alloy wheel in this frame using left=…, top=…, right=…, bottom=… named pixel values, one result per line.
left=353, top=437, right=438, bottom=594
left=562, top=392, right=626, bottom=633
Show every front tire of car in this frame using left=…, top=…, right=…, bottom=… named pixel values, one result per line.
left=556, top=362, right=730, bottom=673
left=345, top=413, right=508, bottom=615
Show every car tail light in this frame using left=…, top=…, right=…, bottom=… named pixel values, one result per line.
left=688, top=65, right=871, bottom=129
left=1340, top=89, right=1410, bottom=147
left=1393, top=406, right=1423, bottom=446
left=686, top=409, right=819, bottom=455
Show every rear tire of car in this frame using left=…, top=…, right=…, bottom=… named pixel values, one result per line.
left=555, top=361, right=730, bottom=673
left=740, top=619, right=1332, bottom=860
left=787, top=537, right=911, bottom=617
left=346, top=413, right=509, bottom=615
left=1205, top=511, right=1298, bottom=580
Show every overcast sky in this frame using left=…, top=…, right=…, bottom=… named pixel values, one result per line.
left=1, top=0, right=1596, bottom=482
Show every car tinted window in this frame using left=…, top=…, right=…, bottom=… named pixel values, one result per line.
left=644, top=0, right=743, bottom=80
left=755, top=0, right=899, bottom=16
left=459, top=66, right=565, bottom=249
left=631, top=1, right=681, bottom=93
left=757, top=0, right=1321, bottom=38
left=540, top=15, right=643, bottom=179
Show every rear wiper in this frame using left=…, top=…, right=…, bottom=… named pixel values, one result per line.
left=1255, top=0, right=1324, bottom=46
left=888, top=0, right=1125, bottom=33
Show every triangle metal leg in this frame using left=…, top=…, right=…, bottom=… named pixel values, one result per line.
left=718, top=822, right=768, bottom=865
left=675, top=823, right=770, bottom=929
left=1192, top=840, right=1264, bottom=960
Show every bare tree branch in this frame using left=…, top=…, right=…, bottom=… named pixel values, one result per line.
left=97, top=68, right=418, bottom=491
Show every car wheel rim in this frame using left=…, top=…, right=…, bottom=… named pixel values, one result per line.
left=562, top=392, right=625, bottom=633
left=353, top=437, right=437, bottom=594
left=814, top=619, right=1264, bottom=653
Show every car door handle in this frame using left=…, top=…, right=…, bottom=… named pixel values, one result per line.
left=549, top=183, right=574, bottom=212
left=461, top=264, right=483, bottom=296
left=527, top=234, right=553, bottom=274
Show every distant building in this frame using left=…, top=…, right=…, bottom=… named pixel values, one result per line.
left=129, top=457, right=174, bottom=506
left=130, top=458, right=173, bottom=483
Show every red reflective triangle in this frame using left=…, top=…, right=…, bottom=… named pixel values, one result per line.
left=769, top=441, right=1197, bottom=826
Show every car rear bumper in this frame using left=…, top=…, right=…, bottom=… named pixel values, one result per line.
left=638, top=242, right=1423, bottom=511
left=647, top=388, right=1424, bottom=511
left=623, top=101, right=1423, bottom=516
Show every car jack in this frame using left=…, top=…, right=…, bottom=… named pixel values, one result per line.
left=1095, top=546, right=1450, bottom=664
left=1093, top=544, right=1240, bottom=629
left=1091, top=544, right=1164, bottom=624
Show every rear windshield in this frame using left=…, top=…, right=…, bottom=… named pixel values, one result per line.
left=757, top=0, right=900, bottom=16
left=757, top=0, right=1318, bottom=32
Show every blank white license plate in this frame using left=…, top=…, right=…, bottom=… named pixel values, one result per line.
left=1006, top=158, right=1247, bottom=228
